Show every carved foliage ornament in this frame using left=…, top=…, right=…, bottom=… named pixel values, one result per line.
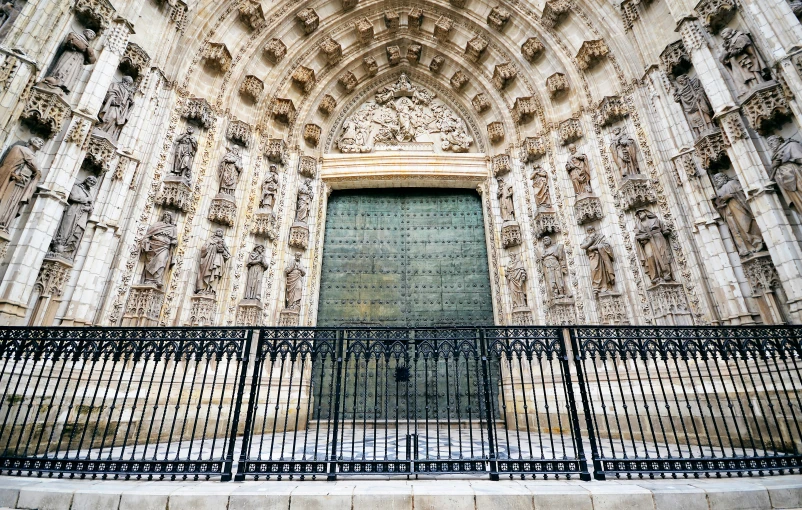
left=320, top=36, right=342, bottom=65
left=319, top=94, right=337, bottom=115
left=363, top=56, right=378, bottom=77
left=466, top=35, right=488, bottom=62
left=183, top=97, right=214, bottom=129
left=339, top=71, right=358, bottom=93
left=83, top=134, right=117, bottom=173
left=434, top=16, right=453, bottom=41
left=387, top=45, right=401, bottom=66
left=22, top=87, right=71, bottom=138
left=73, top=0, right=115, bottom=32
left=304, top=124, right=322, bottom=147
left=488, top=121, right=504, bottom=144
left=266, top=138, right=287, bottom=164
left=472, top=93, right=491, bottom=113
left=546, top=73, right=568, bottom=98
left=291, top=66, right=316, bottom=93
left=514, top=97, right=538, bottom=124
left=523, top=136, right=547, bottom=161
left=451, top=70, right=469, bottom=89
left=355, top=17, right=374, bottom=44
left=226, top=119, right=251, bottom=147
left=430, top=55, right=445, bottom=73
left=576, top=39, right=609, bottom=70
left=694, top=129, right=729, bottom=171
left=202, top=42, right=232, bottom=74
left=272, top=97, right=295, bottom=124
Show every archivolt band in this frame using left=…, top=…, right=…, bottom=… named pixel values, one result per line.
left=0, top=326, right=800, bottom=481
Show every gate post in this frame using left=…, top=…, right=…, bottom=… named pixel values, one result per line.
left=327, top=329, right=345, bottom=481
left=479, top=328, right=499, bottom=480
left=559, top=328, right=592, bottom=481
left=232, top=329, right=260, bottom=481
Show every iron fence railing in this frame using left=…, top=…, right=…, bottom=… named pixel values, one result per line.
left=0, top=326, right=800, bottom=481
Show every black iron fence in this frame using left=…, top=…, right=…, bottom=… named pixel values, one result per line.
left=0, top=326, right=800, bottom=481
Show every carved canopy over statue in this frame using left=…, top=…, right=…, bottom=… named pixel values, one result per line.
left=337, top=73, right=474, bottom=153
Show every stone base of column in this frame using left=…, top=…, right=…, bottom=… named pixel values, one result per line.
left=647, top=282, right=693, bottom=325
left=532, top=208, right=559, bottom=238
left=236, top=299, right=263, bottom=326
left=511, top=306, right=533, bottom=325
left=501, top=220, right=522, bottom=248
left=596, top=292, right=628, bottom=325
left=252, top=210, right=278, bottom=240
left=289, top=222, right=309, bottom=249
left=122, top=284, right=165, bottom=327
left=574, top=194, right=603, bottom=224
left=156, top=175, right=193, bottom=212
left=279, top=309, right=300, bottom=326
left=188, top=294, right=216, bottom=326
left=208, top=193, right=237, bottom=226
left=618, top=175, right=656, bottom=211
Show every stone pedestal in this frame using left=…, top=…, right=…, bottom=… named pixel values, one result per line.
left=121, top=284, right=164, bottom=327
left=742, top=252, right=785, bottom=324
left=647, top=282, right=692, bottom=326
left=289, top=222, right=309, bottom=249
left=511, top=307, right=533, bottom=325
left=501, top=220, right=522, bottom=248
left=252, top=210, right=278, bottom=240
left=279, top=309, right=300, bottom=326
left=188, top=294, right=216, bottom=326
left=29, top=255, right=73, bottom=326
left=617, top=175, right=656, bottom=211
left=596, top=292, right=628, bottom=325
left=532, top=208, right=559, bottom=238
left=208, top=193, right=237, bottom=226
left=547, top=302, right=576, bottom=325
left=156, top=175, right=193, bottom=212
left=574, top=195, right=603, bottom=225
left=236, top=299, right=263, bottom=326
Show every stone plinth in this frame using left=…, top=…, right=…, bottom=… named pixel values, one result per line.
left=236, top=299, right=263, bottom=326
left=252, top=210, right=278, bottom=240
left=618, top=175, right=656, bottom=211
left=289, top=223, right=309, bottom=249
left=208, top=194, right=236, bottom=226
left=597, top=292, right=628, bottom=324
left=574, top=195, right=603, bottom=224
left=647, top=282, right=692, bottom=326
left=156, top=176, right=193, bottom=212
left=121, top=284, right=164, bottom=327
left=511, top=307, right=533, bottom=325
left=547, top=301, right=576, bottom=324
left=279, top=309, right=300, bottom=326
left=501, top=220, right=521, bottom=248
left=532, top=208, right=559, bottom=238
left=188, top=295, right=216, bottom=326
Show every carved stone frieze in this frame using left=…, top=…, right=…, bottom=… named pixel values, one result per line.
left=512, top=309, right=534, bottom=325
left=597, top=292, right=628, bottom=324
left=304, top=124, right=322, bottom=147
left=266, top=138, right=287, bottom=164
left=522, top=37, right=545, bottom=62
left=659, top=40, right=691, bottom=77
left=488, top=121, right=504, bottom=143
left=576, top=39, right=609, bottom=70
left=522, top=136, right=546, bottom=161
left=83, top=134, right=117, bottom=173
left=355, top=17, right=374, bottom=44
left=320, top=36, right=342, bottom=65
left=272, top=97, right=296, bottom=124
left=501, top=220, right=522, bottom=248
left=363, top=56, right=378, bottom=77
left=741, top=83, right=791, bottom=134
left=541, top=0, right=572, bottom=28
left=387, top=45, right=401, bottom=65
left=296, top=8, right=319, bottom=35
left=407, top=44, right=422, bottom=63
left=35, top=257, right=72, bottom=297
left=298, top=155, right=317, bottom=178
left=339, top=71, right=358, bottom=93
left=291, top=66, right=316, bottom=93
left=208, top=195, right=236, bottom=226
left=473, top=93, right=491, bottom=113
left=385, top=9, right=400, bottom=30
left=574, top=195, right=603, bottom=224
left=252, top=211, right=279, bottom=240
left=618, top=175, right=656, bottom=210
left=450, top=70, right=469, bottom=90
left=409, top=7, right=424, bottom=29
left=240, top=75, right=264, bottom=103
left=513, top=96, right=538, bottom=124
left=238, top=0, right=265, bottom=30
left=155, top=178, right=192, bottom=212
left=597, top=95, right=629, bottom=126
left=465, top=35, right=488, bottom=62
left=188, top=295, right=216, bottom=326
left=487, top=6, right=511, bottom=30
left=264, top=38, right=287, bottom=64
left=119, top=42, right=150, bottom=81
left=647, top=282, right=692, bottom=325
left=558, top=118, right=582, bottom=145
left=202, top=42, right=231, bottom=74
left=319, top=94, right=337, bottom=116
left=21, top=86, right=71, bottom=139
left=430, top=55, right=445, bottom=73
left=546, top=72, right=568, bottom=98
left=434, top=16, right=453, bottom=41
left=492, top=62, right=517, bottom=90
left=694, top=0, right=736, bottom=33
left=226, top=120, right=251, bottom=147
left=533, top=209, right=560, bottom=237
left=73, top=0, right=115, bottom=32
left=121, top=285, right=164, bottom=327
left=183, top=97, right=214, bottom=129
left=492, top=154, right=512, bottom=176
left=289, top=224, right=309, bottom=249
left=694, top=129, right=729, bottom=171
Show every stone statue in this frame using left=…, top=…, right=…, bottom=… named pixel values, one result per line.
left=140, top=211, right=178, bottom=287
left=171, top=127, right=197, bottom=185
left=295, top=178, right=313, bottom=224
left=284, top=251, right=305, bottom=310
left=50, top=176, right=98, bottom=258
left=609, top=127, right=641, bottom=178
left=565, top=144, right=593, bottom=195
left=41, top=29, right=97, bottom=95
left=0, top=0, right=15, bottom=33
left=720, top=28, right=768, bottom=96
left=94, top=76, right=136, bottom=142
left=673, top=74, right=715, bottom=136
left=791, top=0, right=802, bottom=18
left=0, top=137, right=43, bottom=232
left=767, top=135, right=802, bottom=212
left=634, top=209, right=673, bottom=285
left=497, top=177, right=515, bottom=222
left=259, top=165, right=279, bottom=212
left=243, top=244, right=269, bottom=300
left=539, top=236, right=571, bottom=303
left=217, top=146, right=243, bottom=195
left=195, top=228, right=230, bottom=295
left=531, top=166, right=552, bottom=209
left=505, top=252, right=528, bottom=310
left=580, top=226, right=616, bottom=295
left=712, top=173, right=764, bottom=256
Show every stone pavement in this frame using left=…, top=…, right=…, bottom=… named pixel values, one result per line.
left=1, top=474, right=802, bottom=510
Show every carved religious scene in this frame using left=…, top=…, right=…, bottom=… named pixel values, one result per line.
left=336, top=73, right=475, bottom=153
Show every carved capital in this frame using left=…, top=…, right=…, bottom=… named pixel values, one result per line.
left=522, top=37, right=545, bottom=62
left=202, top=42, right=232, bottom=74
left=226, top=119, right=251, bottom=147
left=155, top=178, right=192, bottom=212
left=296, top=8, right=319, bottom=35
left=289, top=224, right=309, bottom=250
left=263, top=39, right=287, bottom=64
left=183, top=97, right=214, bottom=129
left=492, top=62, right=517, bottom=90
left=122, top=285, right=164, bottom=327
left=252, top=211, right=278, bottom=240
left=673, top=150, right=699, bottom=182
left=647, top=283, right=691, bottom=324
left=741, top=83, right=791, bottom=135
left=236, top=301, right=263, bottom=327
left=546, top=72, right=568, bottom=98
left=558, top=117, right=582, bottom=145
left=718, top=110, right=748, bottom=142
left=21, top=87, right=71, bottom=139
left=677, top=17, right=707, bottom=50
left=271, top=98, right=296, bottom=124
left=576, top=39, right=609, bottom=70
left=547, top=302, right=577, bottom=325
left=240, top=75, right=264, bottom=103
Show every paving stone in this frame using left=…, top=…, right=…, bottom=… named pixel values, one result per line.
left=697, top=483, right=771, bottom=510
left=118, top=493, right=169, bottom=510
left=71, top=491, right=121, bottom=510
left=16, top=486, right=74, bottom=510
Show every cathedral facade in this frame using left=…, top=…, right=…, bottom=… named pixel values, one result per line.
left=0, top=0, right=800, bottom=328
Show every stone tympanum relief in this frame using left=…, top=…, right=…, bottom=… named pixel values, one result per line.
left=171, top=127, right=198, bottom=186
left=566, top=144, right=593, bottom=195
left=0, top=137, right=43, bottom=233
left=49, top=176, right=97, bottom=261
left=94, top=76, right=136, bottom=143
left=634, top=209, right=673, bottom=285
left=336, top=73, right=474, bottom=153
left=768, top=135, right=802, bottom=213
left=719, top=28, right=769, bottom=96
left=712, top=173, right=764, bottom=257
left=40, top=30, right=97, bottom=96
left=243, top=244, right=269, bottom=300
left=673, top=74, right=716, bottom=137
left=609, top=127, right=642, bottom=178
left=531, top=166, right=552, bottom=209
left=505, top=252, right=528, bottom=311
left=140, top=212, right=177, bottom=287
left=284, top=251, right=305, bottom=310
left=195, top=228, right=230, bottom=295
left=538, top=236, right=571, bottom=304
left=581, top=226, right=616, bottom=295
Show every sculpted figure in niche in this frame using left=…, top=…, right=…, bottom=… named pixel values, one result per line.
left=505, top=252, right=528, bottom=310
left=720, top=28, right=768, bottom=96
left=497, top=177, right=515, bottom=222
left=41, top=29, right=97, bottom=95
left=259, top=165, right=279, bottom=213
left=243, top=245, right=269, bottom=300
left=94, top=76, right=136, bottom=142
left=50, top=176, right=98, bottom=258
left=609, top=127, right=642, bottom=178
left=712, top=173, right=764, bottom=256
left=767, top=135, right=802, bottom=212
left=171, top=127, right=197, bottom=185
left=634, top=209, right=673, bottom=285
left=218, top=146, right=243, bottom=195
left=581, top=225, right=616, bottom=295
left=673, top=74, right=715, bottom=136
left=539, top=236, right=571, bottom=303
left=295, top=178, right=314, bottom=224
left=565, top=144, right=593, bottom=195
left=531, top=166, right=552, bottom=209
left=140, top=211, right=177, bottom=287
left=0, top=137, right=43, bottom=232
left=284, top=251, right=306, bottom=310
left=195, top=228, right=230, bottom=295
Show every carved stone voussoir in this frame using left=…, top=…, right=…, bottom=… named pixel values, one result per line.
left=264, top=38, right=287, bottom=64
left=533, top=208, right=560, bottom=237
left=558, top=118, right=582, bottom=145
left=492, top=154, right=512, bottom=176
left=289, top=224, right=309, bottom=249
left=522, top=136, right=546, bottom=161
left=73, top=0, right=115, bottom=32
left=492, top=62, right=517, bottom=90
left=741, top=83, right=791, bottom=134
left=466, top=35, right=488, bottom=62
left=296, top=8, right=319, bottom=35
left=226, top=120, right=251, bottom=147
left=407, top=44, right=422, bottom=63
left=541, top=0, right=572, bottom=28
left=385, top=10, right=400, bottom=30
left=208, top=195, right=236, bottom=226
left=298, top=155, right=317, bottom=178
left=83, top=134, right=117, bottom=173
left=122, top=285, right=164, bottom=327
left=266, top=138, right=287, bottom=164
left=659, top=40, right=691, bottom=77
left=304, top=124, right=322, bottom=147
left=597, top=292, right=628, bottom=324
left=576, top=39, right=609, bottom=70
left=355, top=17, right=374, bottom=44
left=472, top=93, right=491, bottom=113
left=21, top=86, right=71, bottom=139
left=252, top=211, right=279, bottom=240
left=387, top=45, right=401, bottom=66
left=647, top=282, right=692, bottom=325
left=487, top=6, right=511, bottom=31
left=320, top=36, right=342, bottom=65
left=695, top=0, right=736, bottom=33
left=694, top=129, right=729, bottom=171
left=339, top=72, right=358, bottom=93
left=363, top=56, right=379, bottom=77
left=574, top=195, right=603, bottom=224
left=291, top=66, right=316, bottom=93
left=156, top=178, right=193, bottom=212
left=272, top=97, right=296, bottom=124
left=501, top=220, right=522, bottom=248
left=450, top=70, right=469, bottom=90
left=342, top=0, right=358, bottom=11
left=238, top=0, right=265, bottom=30
left=514, top=96, right=538, bottom=124
left=202, top=42, right=232, bottom=74
left=188, top=295, right=216, bottom=326
left=240, top=75, right=264, bottom=103
left=319, top=94, right=337, bottom=115
left=546, top=73, right=568, bottom=98
left=618, top=175, right=656, bottom=210
left=119, top=43, right=150, bottom=81
left=409, top=7, right=424, bottom=29
left=183, top=97, right=214, bottom=129
left=597, top=95, right=629, bottom=126
left=522, top=37, right=545, bottom=62
left=487, top=121, right=504, bottom=143
left=434, top=16, right=453, bottom=41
